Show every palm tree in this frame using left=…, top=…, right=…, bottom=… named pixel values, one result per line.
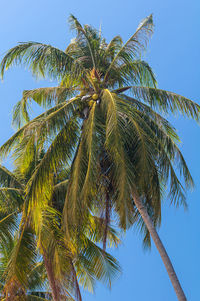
left=0, top=159, right=120, bottom=301
left=0, top=14, right=199, bottom=300
left=0, top=164, right=49, bottom=300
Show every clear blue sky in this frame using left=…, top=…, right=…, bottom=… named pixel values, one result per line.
left=0, top=0, right=199, bottom=300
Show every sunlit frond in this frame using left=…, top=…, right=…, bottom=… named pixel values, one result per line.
left=12, top=86, right=78, bottom=128
left=26, top=119, right=79, bottom=210
left=1, top=42, right=80, bottom=80
left=69, top=15, right=98, bottom=69
left=5, top=220, right=37, bottom=290
left=63, top=103, right=101, bottom=232
left=101, top=90, right=132, bottom=205
left=118, top=60, right=157, bottom=87
left=131, top=86, right=200, bottom=120
left=0, top=102, right=67, bottom=161
left=0, top=96, right=79, bottom=163
left=104, top=14, right=154, bottom=82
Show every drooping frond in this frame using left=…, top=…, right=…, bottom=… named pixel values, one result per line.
left=131, top=86, right=200, bottom=120
left=116, top=95, right=192, bottom=207
left=33, top=206, right=83, bottom=301
left=101, top=90, right=132, bottom=206
left=0, top=212, right=17, bottom=245
left=0, top=164, right=23, bottom=188
left=0, top=42, right=80, bottom=80
left=12, top=86, right=78, bottom=128
left=0, top=97, right=79, bottom=162
left=0, top=102, right=66, bottom=160
left=76, top=238, right=121, bottom=289
left=5, top=220, right=37, bottom=290
left=12, top=98, right=79, bottom=182
left=27, top=262, right=47, bottom=293
left=26, top=119, right=79, bottom=210
left=63, top=108, right=99, bottom=232
left=80, top=103, right=98, bottom=204
left=84, top=215, right=121, bottom=249
left=119, top=94, right=180, bottom=141
left=105, top=36, right=123, bottom=57
left=117, top=60, right=157, bottom=87
left=0, top=188, right=23, bottom=210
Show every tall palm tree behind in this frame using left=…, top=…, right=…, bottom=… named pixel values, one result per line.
left=0, top=14, right=199, bottom=300
left=0, top=157, right=120, bottom=301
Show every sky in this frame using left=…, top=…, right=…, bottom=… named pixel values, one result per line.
left=0, top=0, right=199, bottom=300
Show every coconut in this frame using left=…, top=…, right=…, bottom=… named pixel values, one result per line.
left=92, top=93, right=99, bottom=100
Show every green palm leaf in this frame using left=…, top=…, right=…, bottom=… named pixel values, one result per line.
left=12, top=86, right=78, bottom=128
left=131, top=86, right=200, bottom=120
left=1, top=42, right=79, bottom=80
left=104, top=14, right=153, bottom=82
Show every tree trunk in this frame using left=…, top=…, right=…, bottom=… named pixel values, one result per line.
left=103, top=193, right=110, bottom=251
left=43, top=251, right=61, bottom=301
left=133, top=193, right=187, bottom=301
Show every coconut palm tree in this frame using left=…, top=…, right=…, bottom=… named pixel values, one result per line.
left=0, top=160, right=120, bottom=301
left=1, top=14, right=199, bottom=300
left=0, top=164, right=49, bottom=300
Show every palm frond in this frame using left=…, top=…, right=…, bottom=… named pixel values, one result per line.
left=5, top=220, right=37, bottom=290
left=12, top=86, right=78, bottom=129
left=104, top=14, right=153, bottom=82
left=101, top=90, right=133, bottom=205
left=118, top=60, right=157, bottom=87
left=116, top=96, right=191, bottom=207
left=0, top=165, right=23, bottom=189
left=119, top=94, right=180, bottom=141
left=80, top=103, right=99, bottom=204
left=77, top=239, right=121, bottom=289
left=69, top=15, right=97, bottom=69
left=81, top=214, right=121, bottom=249
left=131, top=86, right=200, bottom=120
left=26, top=119, right=79, bottom=210
left=0, top=102, right=67, bottom=160
left=27, top=262, right=47, bottom=292
left=27, top=296, right=50, bottom=301
left=0, top=97, right=79, bottom=162
left=0, top=212, right=17, bottom=245
left=0, top=42, right=79, bottom=80
left=0, top=188, right=23, bottom=210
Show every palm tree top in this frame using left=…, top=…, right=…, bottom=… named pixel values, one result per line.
left=1, top=14, right=154, bottom=89
left=1, top=14, right=199, bottom=128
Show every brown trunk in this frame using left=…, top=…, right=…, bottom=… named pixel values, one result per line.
left=103, top=194, right=110, bottom=251
left=133, top=193, right=187, bottom=301
left=43, top=251, right=61, bottom=301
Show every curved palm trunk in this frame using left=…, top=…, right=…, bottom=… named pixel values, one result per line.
left=43, top=252, right=61, bottom=301
left=133, top=194, right=187, bottom=301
